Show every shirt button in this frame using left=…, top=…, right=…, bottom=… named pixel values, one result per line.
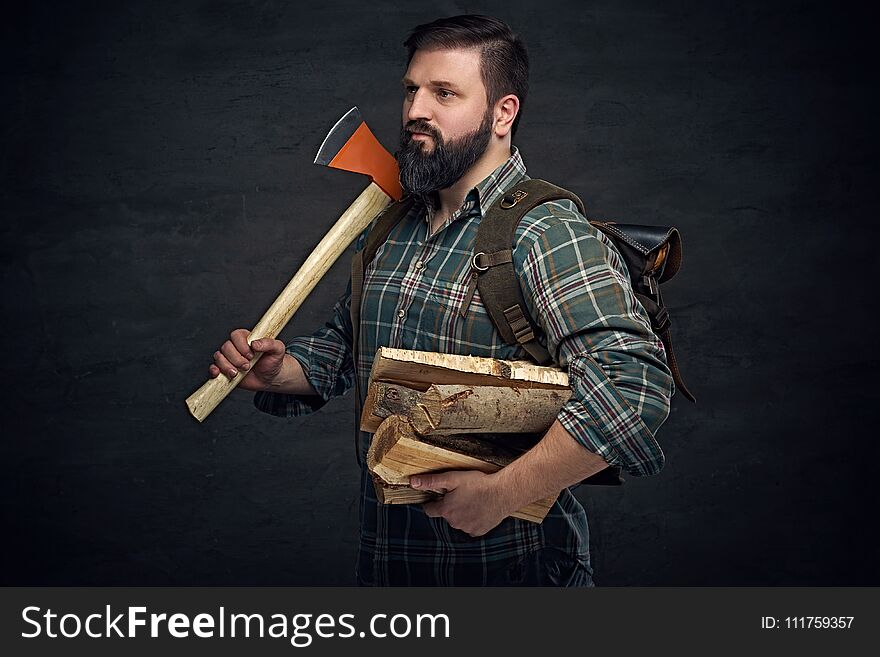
left=397, top=309, right=405, bottom=319
left=414, top=260, right=424, bottom=270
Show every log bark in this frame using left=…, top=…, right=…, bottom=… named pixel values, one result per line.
left=361, top=382, right=570, bottom=434
left=366, top=347, right=569, bottom=391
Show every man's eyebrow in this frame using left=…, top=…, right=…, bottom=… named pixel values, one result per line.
left=401, top=77, right=462, bottom=91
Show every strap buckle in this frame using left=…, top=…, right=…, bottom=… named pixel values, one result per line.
left=472, top=252, right=490, bottom=272
left=500, top=189, right=529, bottom=209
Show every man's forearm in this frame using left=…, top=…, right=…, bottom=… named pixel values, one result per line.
left=491, top=420, right=610, bottom=511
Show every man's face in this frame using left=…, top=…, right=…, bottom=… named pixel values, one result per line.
left=396, top=47, right=494, bottom=196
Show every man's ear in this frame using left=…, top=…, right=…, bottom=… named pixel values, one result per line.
left=493, top=94, right=520, bottom=138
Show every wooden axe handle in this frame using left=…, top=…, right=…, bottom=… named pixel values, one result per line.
left=186, top=182, right=392, bottom=422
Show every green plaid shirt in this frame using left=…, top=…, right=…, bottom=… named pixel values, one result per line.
left=255, top=147, right=674, bottom=585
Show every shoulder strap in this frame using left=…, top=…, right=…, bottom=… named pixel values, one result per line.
left=473, top=179, right=585, bottom=364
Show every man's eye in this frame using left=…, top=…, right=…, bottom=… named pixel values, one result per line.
left=405, top=87, right=417, bottom=95
left=438, top=89, right=455, bottom=99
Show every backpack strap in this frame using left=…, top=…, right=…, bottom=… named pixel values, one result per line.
left=590, top=221, right=695, bottom=402
left=472, top=179, right=586, bottom=364
left=350, top=195, right=415, bottom=464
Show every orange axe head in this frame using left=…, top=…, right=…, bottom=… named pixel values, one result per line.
left=314, top=106, right=403, bottom=201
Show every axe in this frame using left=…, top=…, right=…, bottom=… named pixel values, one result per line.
left=186, top=107, right=402, bottom=422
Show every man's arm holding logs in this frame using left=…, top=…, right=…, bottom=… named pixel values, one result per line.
left=413, top=420, right=609, bottom=536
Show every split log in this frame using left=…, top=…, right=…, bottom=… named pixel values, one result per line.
left=361, top=348, right=571, bottom=434
left=372, top=478, right=440, bottom=505
left=361, top=382, right=571, bottom=434
left=367, top=416, right=556, bottom=523
left=366, top=347, right=569, bottom=391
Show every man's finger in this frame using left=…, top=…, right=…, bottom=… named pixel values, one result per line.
left=220, top=340, right=250, bottom=370
left=213, top=350, right=238, bottom=378
left=230, top=331, right=254, bottom=360
left=410, top=472, right=455, bottom=493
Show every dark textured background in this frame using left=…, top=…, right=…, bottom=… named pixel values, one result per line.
left=2, top=0, right=877, bottom=585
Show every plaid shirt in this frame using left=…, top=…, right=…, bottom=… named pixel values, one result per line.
left=255, top=147, right=674, bottom=585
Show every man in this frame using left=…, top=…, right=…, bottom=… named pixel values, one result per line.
left=209, top=15, right=673, bottom=586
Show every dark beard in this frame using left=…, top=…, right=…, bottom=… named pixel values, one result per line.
left=395, top=111, right=493, bottom=198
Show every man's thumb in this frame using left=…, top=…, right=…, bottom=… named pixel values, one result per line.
left=252, top=339, right=280, bottom=354
left=411, top=473, right=448, bottom=491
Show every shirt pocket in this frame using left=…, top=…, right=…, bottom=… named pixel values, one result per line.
left=418, top=274, right=503, bottom=356
left=426, top=275, right=473, bottom=316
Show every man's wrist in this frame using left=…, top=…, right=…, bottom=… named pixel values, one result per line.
left=487, top=466, right=537, bottom=517
left=260, top=353, right=320, bottom=397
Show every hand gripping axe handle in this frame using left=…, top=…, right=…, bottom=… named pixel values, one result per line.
left=186, top=107, right=402, bottom=422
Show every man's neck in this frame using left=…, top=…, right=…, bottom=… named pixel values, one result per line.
left=430, top=143, right=512, bottom=231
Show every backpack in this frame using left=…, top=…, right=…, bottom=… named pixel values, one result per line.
left=350, top=179, right=695, bottom=483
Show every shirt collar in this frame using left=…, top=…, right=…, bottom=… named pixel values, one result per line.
left=421, top=146, right=528, bottom=226
left=473, top=144, right=528, bottom=216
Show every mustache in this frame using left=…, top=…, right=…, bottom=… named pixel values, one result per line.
left=405, top=120, right=440, bottom=141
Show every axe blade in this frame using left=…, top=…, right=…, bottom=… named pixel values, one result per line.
left=314, top=106, right=403, bottom=201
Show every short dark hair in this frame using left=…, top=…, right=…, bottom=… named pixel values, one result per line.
left=403, top=15, right=529, bottom=137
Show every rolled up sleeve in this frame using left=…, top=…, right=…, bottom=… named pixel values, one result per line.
left=516, top=207, right=674, bottom=475
left=253, top=283, right=356, bottom=418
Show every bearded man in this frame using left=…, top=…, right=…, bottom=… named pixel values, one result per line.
left=208, top=15, right=674, bottom=586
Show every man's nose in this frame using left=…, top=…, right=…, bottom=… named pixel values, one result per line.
left=406, top=88, right=433, bottom=122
